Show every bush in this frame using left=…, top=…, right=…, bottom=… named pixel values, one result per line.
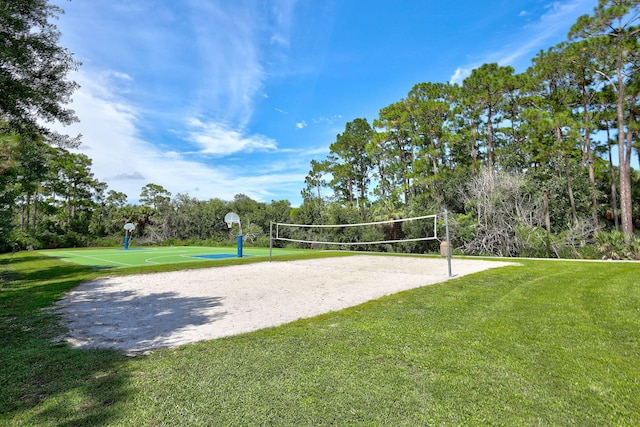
left=89, top=236, right=123, bottom=248
left=59, top=231, right=88, bottom=248
left=9, top=230, right=42, bottom=252
left=596, top=231, right=640, bottom=260
left=515, top=220, right=598, bottom=259
left=515, top=225, right=551, bottom=258
left=451, top=213, right=477, bottom=248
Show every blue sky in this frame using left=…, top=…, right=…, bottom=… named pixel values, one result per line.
left=50, top=0, right=601, bottom=206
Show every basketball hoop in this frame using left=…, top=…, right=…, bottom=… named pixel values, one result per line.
left=224, top=212, right=243, bottom=257
left=224, top=212, right=240, bottom=230
left=123, top=223, right=135, bottom=250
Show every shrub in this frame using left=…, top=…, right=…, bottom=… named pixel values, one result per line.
left=596, top=231, right=640, bottom=260
left=59, top=231, right=88, bottom=248
left=89, top=236, right=123, bottom=248
left=9, top=230, right=41, bottom=252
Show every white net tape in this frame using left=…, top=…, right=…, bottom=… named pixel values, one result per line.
left=272, top=214, right=440, bottom=246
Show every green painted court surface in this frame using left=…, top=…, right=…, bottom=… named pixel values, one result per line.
left=41, top=246, right=305, bottom=269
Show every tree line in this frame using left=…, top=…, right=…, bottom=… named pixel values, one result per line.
left=299, top=0, right=640, bottom=258
left=1, top=0, right=639, bottom=258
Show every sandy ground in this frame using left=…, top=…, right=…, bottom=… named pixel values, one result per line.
left=55, top=256, right=515, bottom=355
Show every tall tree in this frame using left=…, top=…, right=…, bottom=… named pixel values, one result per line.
left=327, top=118, right=373, bottom=207
left=139, top=183, right=171, bottom=211
left=0, top=0, right=80, bottom=145
left=15, top=136, right=49, bottom=234
left=374, top=101, right=414, bottom=203
left=570, top=0, right=640, bottom=235
left=563, top=41, right=604, bottom=229
left=303, top=159, right=329, bottom=201
left=496, top=72, right=530, bottom=172
left=0, top=133, right=19, bottom=250
left=50, top=150, right=98, bottom=228
left=405, top=82, right=455, bottom=191
left=529, top=46, right=584, bottom=224
left=462, top=63, right=516, bottom=182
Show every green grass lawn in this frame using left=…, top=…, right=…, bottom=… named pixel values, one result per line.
left=1, top=251, right=638, bottom=425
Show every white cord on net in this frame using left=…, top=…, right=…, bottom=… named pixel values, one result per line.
left=273, top=214, right=439, bottom=244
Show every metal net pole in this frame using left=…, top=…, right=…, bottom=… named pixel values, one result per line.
left=269, top=221, right=273, bottom=262
left=444, top=210, right=452, bottom=277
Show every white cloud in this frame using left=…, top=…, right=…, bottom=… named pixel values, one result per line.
left=55, top=71, right=304, bottom=204
left=493, top=1, right=588, bottom=66
left=269, top=0, right=297, bottom=47
left=450, top=0, right=593, bottom=82
left=106, top=71, right=132, bottom=81
left=311, top=115, right=343, bottom=125
left=295, top=120, right=307, bottom=129
left=183, top=1, right=297, bottom=127
left=187, top=4, right=265, bottom=126
left=50, top=1, right=309, bottom=205
left=449, top=67, right=472, bottom=85
left=186, top=118, right=277, bottom=155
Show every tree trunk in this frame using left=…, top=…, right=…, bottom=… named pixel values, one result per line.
left=379, top=165, right=387, bottom=200
left=543, top=189, right=551, bottom=234
left=586, top=135, right=599, bottom=229
left=487, top=107, right=495, bottom=183
left=32, top=189, right=38, bottom=236
left=565, top=157, right=578, bottom=224
left=606, top=125, right=619, bottom=230
left=24, top=193, right=30, bottom=232
left=471, top=127, right=479, bottom=174
left=582, top=87, right=598, bottom=229
left=556, top=126, right=577, bottom=224
left=616, top=53, right=633, bottom=236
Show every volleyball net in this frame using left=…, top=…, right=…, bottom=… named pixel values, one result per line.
left=269, top=211, right=452, bottom=275
left=279, top=210, right=449, bottom=246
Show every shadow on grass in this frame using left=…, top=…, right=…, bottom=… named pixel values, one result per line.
left=0, top=253, right=131, bottom=425
left=1, top=250, right=231, bottom=424
left=1, top=258, right=91, bottom=285
left=0, top=263, right=93, bottom=314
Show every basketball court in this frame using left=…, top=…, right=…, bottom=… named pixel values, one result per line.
left=41, top=246, right=306, bottom=269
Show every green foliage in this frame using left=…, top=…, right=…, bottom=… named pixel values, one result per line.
left=89, top=235, right=122, bottom=248
left=450, top=213, right=477, bottom=248
left=297, top=1, right=640, bottom=251
left=596, top=230, right=640, bottom=260
left=7, top=229, right=41, bottom=252
left=139, top=183, right=171, bottom=210
left=516, top=221, right=597, bottom=259
left=0, top=0, right=80, bottom=144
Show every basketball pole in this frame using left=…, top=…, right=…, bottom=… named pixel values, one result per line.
left=269, top=222, right=273, bottom=262
left=225, top=212, right=243, bottom=258
left=237, top=220, right=243, bottom=258
left=444, top=209, right=452, bottom=277
left=123, top=223, right=135, bottom=250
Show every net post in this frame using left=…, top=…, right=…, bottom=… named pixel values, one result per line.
left=269, top=221, right=273, bottom=262
left=444, top=209, right=452, bottom=277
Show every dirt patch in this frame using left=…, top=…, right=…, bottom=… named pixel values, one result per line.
left=55, top=256, right=515, bottom=355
